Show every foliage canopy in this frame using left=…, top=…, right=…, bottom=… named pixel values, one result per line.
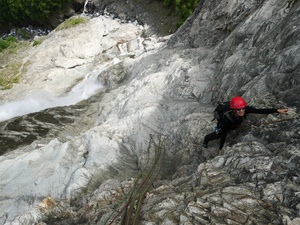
left=55, top=17, right=87, bottom=31
left=0, top=0, right=200, bottom=30
left=0, top=0, right=71, bottom=28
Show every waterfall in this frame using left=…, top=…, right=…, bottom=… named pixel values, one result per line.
left=83, top=0, right=93, bottom=15
left=0, top=67, right=105, bottom=122
left=0, top=16, right=146, bottom=123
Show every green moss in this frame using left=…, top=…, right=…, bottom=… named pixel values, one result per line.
left=0, top=41, right=31, bottom=90
left=0, top=36, right=18, bottom=52
left=55, top=16, right=88, bottom=31
left=33, top=40, right=42, bottom=46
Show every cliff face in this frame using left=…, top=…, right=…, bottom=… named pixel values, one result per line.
left=0, top=0, right=299, bottom=224
left=169, top=0, right=300, bottom=107
left=91, top=0, right=181, bottom=36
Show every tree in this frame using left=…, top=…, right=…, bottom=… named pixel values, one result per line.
left=0, top=0, right=71, bottom=28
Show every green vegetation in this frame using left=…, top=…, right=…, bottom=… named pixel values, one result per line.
left=33, top=40, right=42, bottom=47
left=0, top=0, right=72, bottom=28
left=0, top=63, right=21, bottom=90
left=33, top=40, right=42, bottom=46
left=55, top=16, right=88, bottom=31
left=0, top=0, right=200, bottom=30
left=161, top=0, right=200, bottom=25
left=0, top=0, right=200, bottom=90
left=0, top=40, right=30, bottom=90
left=0, top=36, right=18, bottom=52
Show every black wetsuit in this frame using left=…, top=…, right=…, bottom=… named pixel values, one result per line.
left=203, top=106, right=278, bottom=150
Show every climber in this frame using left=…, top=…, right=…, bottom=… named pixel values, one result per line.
left=202, top=96, right=289, bottom=150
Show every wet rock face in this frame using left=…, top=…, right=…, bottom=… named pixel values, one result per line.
left=24, top=134, right=300, bottom=224
left=0, top=96, right=99, bottom=155
left=0, top=0, right=300, bottom=224
left=169, top=0, right=300, bottom=107
left=92, top=0, right=180, bottom=36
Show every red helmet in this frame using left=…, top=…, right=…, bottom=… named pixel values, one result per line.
left=230, top=96, right=247, bottom=109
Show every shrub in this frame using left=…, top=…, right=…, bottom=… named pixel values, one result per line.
left=0, top=36, right=18, bottom=52
left=0, top=40, right=29, bottom=89
left=55, top=16, right=87, bottom=31
left=33, top=40, right=42, bottom=46
left=0, top=0, right=72, bottom=27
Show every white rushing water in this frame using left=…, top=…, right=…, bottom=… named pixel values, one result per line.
left=0, top=67, right=105, bottom=122
left=0, top=16, right=147, bottom=123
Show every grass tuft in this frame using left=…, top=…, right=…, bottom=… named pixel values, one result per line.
left=55, top=16, right=88, bottom=31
